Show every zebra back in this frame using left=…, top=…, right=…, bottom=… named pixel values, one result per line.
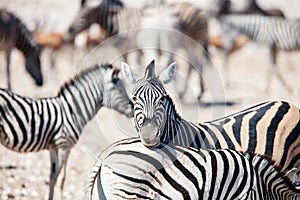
left=84, top=137, right=300, bottom=199
left=0, top=64, right=133, bottom=152
left=220, top=14, right=300, bottom=50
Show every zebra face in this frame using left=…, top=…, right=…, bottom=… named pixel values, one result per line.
left=132, top=84, right=167, bottom=147
left=102, top=67, right=133, bottom=118
left=121, top=60, right=176, bottom=147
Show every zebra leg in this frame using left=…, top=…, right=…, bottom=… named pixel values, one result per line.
left=48, top=147, right=70, bottom=200
left=268, top=46, right=292, bottom=93
left=59, top=148, right=70, bottom=200
left=189, top=49, right=205, bottom=101
left=178, top=63, right=193, bottom=100
left=6, top=49, right=12, bottom=90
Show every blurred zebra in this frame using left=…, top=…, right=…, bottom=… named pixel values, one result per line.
left=136, top=1, right=210, bottom=99
left=0, top=9, right=43, bottom=90
left=68, top=0, right=141, bottom=43
left=68, top=0, right=210, bottom=100
left=83, top=137, right=300, bottom=199
left=0, top=64, right=133, bottom=200
left=121, top=60, right=300, bottom=182
left=220, top=14, right=300, bottom=92
left=216, top=0, right=286, bottom=86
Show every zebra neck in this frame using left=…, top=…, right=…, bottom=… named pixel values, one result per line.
left=58, top=67, right=105, bottom=130
left=249, top=153, right=299, bottom=195
left=15, top=19, right=38, bottom=56
left=164, top=96, right=181, bottom=121
left=162, top=96, right=183, bottom=139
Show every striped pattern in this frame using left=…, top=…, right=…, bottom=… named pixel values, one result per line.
left=0, top=8, right=43, bottom=90
left=84, top=138, right=300, bottom=199
left=220, top=14, right=300, bottom=91
left=0, top=64, right=133, bottom=200
left=220, top=14, right=300, bottom=51
left=68, top=0, right=140, bottom=39
left=122, top=61, right=300, bottom=178
left=68, top=0, right=210, bottom=99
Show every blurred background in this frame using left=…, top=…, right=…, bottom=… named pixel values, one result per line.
left=0, top=0, right=299, bottom=199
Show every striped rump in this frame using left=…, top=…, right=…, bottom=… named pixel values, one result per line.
left=83, top=138, right=299, bottom=200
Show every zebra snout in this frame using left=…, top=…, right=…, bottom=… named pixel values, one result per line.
left=36, top=77, right=43, bottom=86
left=139, top=122, right=160, bottom=147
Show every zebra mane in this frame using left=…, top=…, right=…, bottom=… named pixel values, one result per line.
left=9, top=11, right=39, bottom=55
left=164, top=95, right=181, bottom=121
left=57, top=64, right=112, bottom=96
left=246, top=152, right=300, bottom=193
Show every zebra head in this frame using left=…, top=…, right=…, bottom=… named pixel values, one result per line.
left=121, top=60, right=176, bottom=147
left=102, top=65, right=134, bottom=118
left=24, top=48, right=43, bottom=86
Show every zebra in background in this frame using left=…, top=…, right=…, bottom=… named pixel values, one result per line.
left=136, top=1, right=210, bottom=99
left=0, top=64, right=133, bottom=200
left=215, top=0, right=286, bottom=86
left=68, top=0, right=211, bottom=100
left=83, top=137, right=300, bottom=199
left=121, top=60, right=300, bottom=183
left=0, top=9, right=43, bottom=90
left=219, top=14, right=300, bottom=92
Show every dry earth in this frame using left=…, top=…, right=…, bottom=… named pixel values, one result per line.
left=0, top=0, right=300, bottom=199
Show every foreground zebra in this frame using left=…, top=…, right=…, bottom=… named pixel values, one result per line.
left=220, top=14, right=300, bottom=92
left=84, top=137, right=300, bottom=199
left=0, top=9, right=43, bottom=90
left=121, top=60, right=300, bottom=181
left=0, top=64, right=133, bottom=200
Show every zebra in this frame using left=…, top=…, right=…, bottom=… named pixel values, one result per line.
left=0, top=8, right=43, bottom=90
left=83, top=137, right=300, bottom=199
left=216, top=0, right=286, bottom=86
left=68, top=0, right=210, bottom=100
left=0, top=63, right=133, bottom=200
left=121, top=60, right=300, bottom=182
left=136, top=1, right=210, bottom=100
left=219, top=14, right=300, bottom=92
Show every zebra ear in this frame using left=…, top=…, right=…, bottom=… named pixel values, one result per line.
left=158, top=62, right=176, bottom=84
left=144, top=60, right=155, bottom=79
left=121, top=62, right=137, bottom=84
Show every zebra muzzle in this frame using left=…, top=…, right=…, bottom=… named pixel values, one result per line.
left=139, top=123, right=160, bottom=147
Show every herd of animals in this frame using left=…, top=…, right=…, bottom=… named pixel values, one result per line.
left=0, top=0, right=300, bottom=199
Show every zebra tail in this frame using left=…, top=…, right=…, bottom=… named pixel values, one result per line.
left=82, top=157, right=103, bottom=200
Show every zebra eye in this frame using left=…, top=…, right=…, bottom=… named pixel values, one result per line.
left=160, top=96, right=166, bottom=103
left=112, top=69, right=120, bottom=84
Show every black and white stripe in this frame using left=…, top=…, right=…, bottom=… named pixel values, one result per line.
left=220, top=14, right=300, bottom=91
left=121, top=60, right=300, bottom=181
left=68, top=0, right=141, bottom=40
left=68, top=0, right=210, bottom=99
left=84, top=137, right=300, bottom=199
left=0, top=64, right=133, bottom=200
left=0, top=8, right=43, bottom=90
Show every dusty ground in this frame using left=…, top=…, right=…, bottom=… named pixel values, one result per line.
left=0, top=0, right=300, bottom=199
